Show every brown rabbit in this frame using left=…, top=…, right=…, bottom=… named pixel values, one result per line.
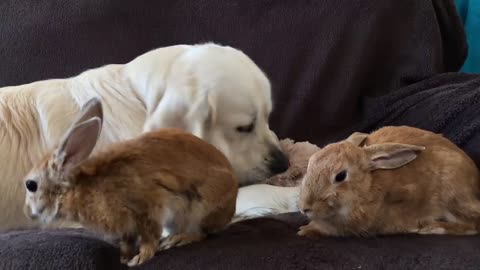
left=23, top=97, right=238, bottom=266
left=298, top=126, right=480, bottom=238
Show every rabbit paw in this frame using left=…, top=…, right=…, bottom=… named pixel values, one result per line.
left=159, top=233, right=205, bottom=250
left=127, top=251, right=154, bottom=267
left=119, top=236, right=137, bottom=264
left=127, top=244, right=156, bottom=267
left=298, top=224, right=322, bottom=238
left=120, top=255, right=131, bottom=265
left=418, top=226, right=446, bottom=235
left=418, top=221, right=478, bottom=235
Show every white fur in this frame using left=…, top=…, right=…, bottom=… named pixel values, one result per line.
left=232, top=184, right=300, bottom=222
left=0, top=43, right=289, bottom=231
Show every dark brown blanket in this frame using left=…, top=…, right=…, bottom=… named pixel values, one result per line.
left=358, top=73, right=480, bottom=167
left=2, top=213, right=480, bottom=270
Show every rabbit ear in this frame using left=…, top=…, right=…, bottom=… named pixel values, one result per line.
left=365, top=143, right=426, bottom=170
left=55, top=117, right=102, bottom=175
left=346, top=132, right=369, bottom=147
left=74, top=97, right=104, bottom=126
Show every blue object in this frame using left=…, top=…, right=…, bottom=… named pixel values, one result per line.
left=455, top=0, right=480, bottom=73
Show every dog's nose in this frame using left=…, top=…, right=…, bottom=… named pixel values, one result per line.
left=268, top=148, right=289, bottom=174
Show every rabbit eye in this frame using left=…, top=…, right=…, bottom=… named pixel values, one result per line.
left=334, top=170, right=347, bottom=183
left=25, top=180, right=38, bottom=193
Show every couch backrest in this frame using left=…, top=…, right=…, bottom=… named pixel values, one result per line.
left=0, top=0, right=466, bottom=144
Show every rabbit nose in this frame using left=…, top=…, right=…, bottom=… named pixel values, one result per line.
left=24, top=206, right=38, bottom=220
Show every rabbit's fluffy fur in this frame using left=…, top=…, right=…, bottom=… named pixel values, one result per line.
left=298, top=126, right=480, bottom=237
left=23, top=99, right=238, bottom=266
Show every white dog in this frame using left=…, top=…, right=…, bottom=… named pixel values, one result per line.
left=0, top=43, right=290, bottom=231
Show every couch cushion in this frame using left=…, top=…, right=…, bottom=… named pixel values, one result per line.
left=1, top=213, right=480, bottom=270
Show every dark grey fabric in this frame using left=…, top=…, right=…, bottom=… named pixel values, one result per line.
left=0, top=229, right=122, bottom=270
left=358, top=73, right=480, bottom=168
left=2, top=213, right=480, bottom=270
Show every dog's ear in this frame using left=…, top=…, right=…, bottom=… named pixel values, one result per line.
left=142, top=92, right=215, bottom=135
left=187, top=92, right=216, bottom=138
left=144, top=86, right=165, bottom=116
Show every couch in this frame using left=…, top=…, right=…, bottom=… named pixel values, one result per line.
left=1, top=0, right=480, bottom=269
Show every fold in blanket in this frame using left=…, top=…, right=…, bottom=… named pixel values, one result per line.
left=356, top=73, right=480, bottom=167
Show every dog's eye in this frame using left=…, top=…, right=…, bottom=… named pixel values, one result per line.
left=334, top=170, right=347, bottom=183
left=236, top=123, right=255, bottom=133
left=25, top=180, right=38, bottom=193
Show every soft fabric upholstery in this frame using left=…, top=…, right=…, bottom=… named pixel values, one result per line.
left=1, top=0, right=480, bottom=269
left=358, top=73, right=480, bottom=167
left=0, top=0, right=467, bottom=145
left=2, top=213, right=480, bottom=270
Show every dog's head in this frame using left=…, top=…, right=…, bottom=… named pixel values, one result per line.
left=143, top=44, right=289, bottom=185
